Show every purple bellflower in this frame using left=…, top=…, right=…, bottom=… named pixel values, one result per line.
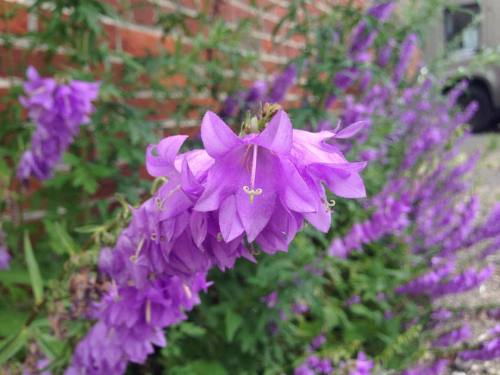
left=68, top=107, right=366, bottom=374
left=194, top=110, right=366, bottom=253
left=17, top=67, right=100, bottom=182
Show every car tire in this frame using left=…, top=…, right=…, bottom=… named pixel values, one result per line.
left=459, top=85, right=494, bottom=133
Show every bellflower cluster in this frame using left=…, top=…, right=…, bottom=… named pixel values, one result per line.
left=466, top=203, right=500, bottom=247
left=294, top=336, right=333, bottom=375
left=294, top=349, right=374, bottom=375
left=433, top=324, right=471, bottom=348
left=459, top=326, right=500, bottom=361
left=329, top=71, right=484, bottom=261
left=321, top=35, right=497, bottom=371
left=401, top=359, right=449, bottom=375
left=397, top=259, right=493, bottom=299
left=396, top=257, right=456, bottom=296
left=329, top=193, right=410, bottom=257
left=69, top=108, right=366, bottom=374
left=393, top=33, right=418, bottom=84
left=349, top=1, right=395, bottom=62
left=324, top=1, right=395, bottom=113
left=295, top=355, right=334, bottom=375
left=17, top=67, right=100, bottom=182
left=431, top=265, right=494, bottom=298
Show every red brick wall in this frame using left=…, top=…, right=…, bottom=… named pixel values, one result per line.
left=0, top=0, right=365, bottom=131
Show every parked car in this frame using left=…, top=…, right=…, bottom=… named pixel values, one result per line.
left=422, top=0, right=500, bottom=131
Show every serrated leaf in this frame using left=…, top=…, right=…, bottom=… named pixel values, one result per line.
left=225, top=310, right=243, bottom=342
left=45, top=221, right=77, bottom=255
left=0, top=328, right=29, bottom=365
left=24, top=232, right=44, bottom=305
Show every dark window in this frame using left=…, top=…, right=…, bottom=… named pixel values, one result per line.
left=444, top=3, right=480, bottom=54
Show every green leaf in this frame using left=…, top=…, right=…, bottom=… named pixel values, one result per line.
left=0, top=328, right=29, bottom=365
left=33, top=330, right=65, bottom=358
left=74, top=224, right=104, bottom=234
left=0, top=267, right=31, bottom=286
left=178, top=322, right=206, bottom=337
left=24, top=232, right=44, bottom=305
left=0, top=308, right=29, bottom=337
left=171, top=360, right=228, bottom=375
left=224, top=310, right=243, bottom=342
left=45, top=221, right=78, bottom=255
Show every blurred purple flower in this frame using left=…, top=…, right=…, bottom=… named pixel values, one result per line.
left=310, top=335, right=326, bottom=350
left=393, top=34, right=418, bottom=83
left=431, top=308, right=453, bottom=322
left=460, top=338, right=500, bottom=361
left=292, top=302, right=309, bottom=315
left=402, top=359, right=449, bottom=375
left=378, top=38, right=395, bottom=66
left=262, top=291, right=278, bottom=308
left=267, top=65, right=297, bottom=103
left=433, top=324, right=471, bottom=347
left=0, top=229, right=10, bottom=270
left=0, top=247, right=10, bottom=270
left=17, top=67, right=100, bottom=182
left=350, top=352, right=373, bottom=375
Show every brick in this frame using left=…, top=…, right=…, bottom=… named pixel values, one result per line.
left=0, top=0, right=28, bottom=34
left=0, top=45, right=72, bottom=77
left=130, top=0, right=157, bottom=26
left=126, top=95, right=216, bottom=121
left=118, top=25, right=161, bottom=56
left=0, top=0, right=366, bottom=121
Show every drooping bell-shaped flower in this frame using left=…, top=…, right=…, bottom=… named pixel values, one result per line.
left=194, top=109, right=366, bottom=253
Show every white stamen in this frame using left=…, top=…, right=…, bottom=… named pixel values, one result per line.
left=155, top=185, right=182, bottom=211
left=324, top=199, right=336, bottom=212
left=130, top=237, right=145, bottom=262
left=216, top=232, right=223, bottom=242
left=183, top=283, right=192, bottom=299
left=145, top=299, right=152, bottom=324
left=243, top=144, right=263, bottom=204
